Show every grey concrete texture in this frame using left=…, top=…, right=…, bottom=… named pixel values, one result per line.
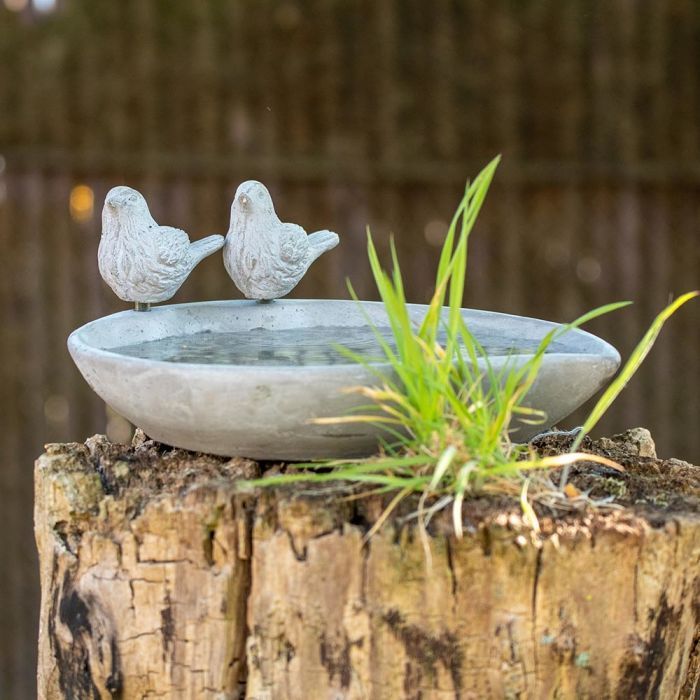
left=67, top=300, right=621, bottom=460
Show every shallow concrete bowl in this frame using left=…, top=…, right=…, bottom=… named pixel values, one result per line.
left=68, top=299, right=620, bottom=460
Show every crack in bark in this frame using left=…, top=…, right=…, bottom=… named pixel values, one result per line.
left=360, top=536, right=370, bottom=605
left=632, top=537, right=644, bottom=626
left=444, top=536, right=458, bottom=599
left=531, top=547, right=543, bottom=675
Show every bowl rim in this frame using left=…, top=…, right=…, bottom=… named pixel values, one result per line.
left=67, top=298, right=621, bottom=373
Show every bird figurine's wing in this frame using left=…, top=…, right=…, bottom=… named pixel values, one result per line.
left=153, top=226, right=191, bottom=267
left=277, top=223, right=308, bottom=269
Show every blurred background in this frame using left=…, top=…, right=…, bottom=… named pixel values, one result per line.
left=1, top=0, right=699, bottom=694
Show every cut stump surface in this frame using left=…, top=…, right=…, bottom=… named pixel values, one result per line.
left=35, top=430, right=700, bottom=699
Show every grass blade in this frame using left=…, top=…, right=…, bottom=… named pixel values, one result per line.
left=571, top=291, right=698, bottom=452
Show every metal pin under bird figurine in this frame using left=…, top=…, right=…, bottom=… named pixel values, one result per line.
left=69, top=181, right=620, bottom=460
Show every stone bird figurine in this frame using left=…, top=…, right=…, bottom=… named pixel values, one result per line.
left=99, top=186, right=224, bottom=310
left=223, top=181, right=339, bottom=300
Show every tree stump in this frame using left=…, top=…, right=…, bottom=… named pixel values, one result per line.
left=35, top=431, right=700, bottom=699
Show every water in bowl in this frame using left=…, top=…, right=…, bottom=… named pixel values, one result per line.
left=109, top=325, right=576, bottom=367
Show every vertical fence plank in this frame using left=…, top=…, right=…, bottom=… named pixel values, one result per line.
left=0, top=167, right=24, bottom=697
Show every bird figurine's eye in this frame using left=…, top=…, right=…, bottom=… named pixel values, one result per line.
left=240, top=195, right=249, bottom=206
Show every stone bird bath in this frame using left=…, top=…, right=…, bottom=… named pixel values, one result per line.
left=68, top=182, right=620, bottom=459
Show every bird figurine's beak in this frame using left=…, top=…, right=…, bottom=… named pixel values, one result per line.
left=106, top=189, right=134, bottom=209
left=106, top=193, right=123, bottom=209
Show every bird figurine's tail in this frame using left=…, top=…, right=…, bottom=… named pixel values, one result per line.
left=190, top=235, right=225, bottom=265
left=307, top=230, right=340, bottom=264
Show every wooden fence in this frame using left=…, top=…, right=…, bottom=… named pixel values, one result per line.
left=1, top=0, right=699, bottom=695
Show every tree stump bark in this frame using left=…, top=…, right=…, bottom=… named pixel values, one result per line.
left=35, top=432, right=700, bottom=699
